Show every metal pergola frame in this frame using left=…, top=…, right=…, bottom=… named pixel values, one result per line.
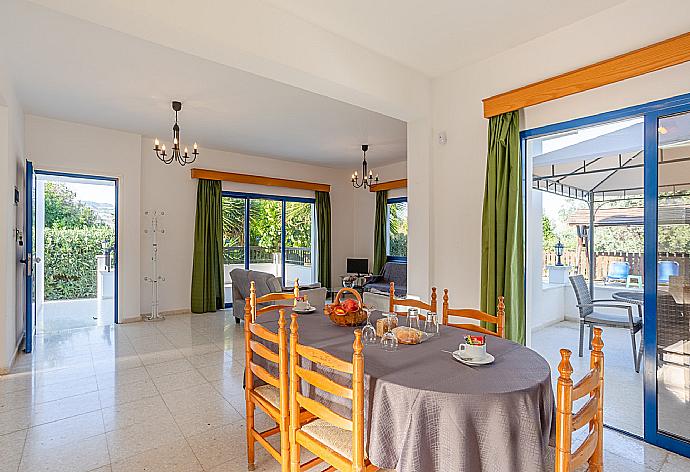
left=533, top=153, right=690, bottom=295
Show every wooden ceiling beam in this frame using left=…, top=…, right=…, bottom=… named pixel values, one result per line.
left=369, top=178, right=407, bottom=192
left=483, top=32, right=690, bottom=118
left=190, top=168, right=330, bottom=192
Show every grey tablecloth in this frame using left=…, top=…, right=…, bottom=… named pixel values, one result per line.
left=255, top=310, right=555, bottom=472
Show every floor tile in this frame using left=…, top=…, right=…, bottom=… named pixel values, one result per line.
left=105, top=409, right=183, bottom=462
left=0, top=406, right=31, bottom=436
left=0, top=429, right=27, bottom=472
left=110, top=438, right=202, bottom=472
left=144, top=358, right=194, bottom=379
left=187, top=422, right=247, bottom=470
left=19, top=433, right=110, bottom=472
left=30, top=390, right=102, bottom=426
left=98, top=377, right=159, bottom=408
left=96, top=366, right=150, bottom=390
left=101, top=395, right=169, bottom=432
left=24, top=410, right=104, bottom=451
left=151, top=369, right=208, bottom=394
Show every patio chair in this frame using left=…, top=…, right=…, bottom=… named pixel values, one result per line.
left=569, top=274, right=643, bottom=372
left=604, top=261, right=629, bottom=285
left=658, top=260, right=680, bottom=285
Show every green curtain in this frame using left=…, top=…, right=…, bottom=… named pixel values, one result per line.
left=373, top=190, right=388, bottom=275
left=191, top=179, right=225, bottom=313
left=315, top=191, right=332, bottom=288
left=480, top=111, right=525, bottom=344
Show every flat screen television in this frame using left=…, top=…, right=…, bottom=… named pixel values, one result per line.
left=346, top=258, right=369, bottom=275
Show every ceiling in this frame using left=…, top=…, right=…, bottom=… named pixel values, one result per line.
left=261, top=0, right=627, bottom=76
left=0, top=1, right=407, bottom=168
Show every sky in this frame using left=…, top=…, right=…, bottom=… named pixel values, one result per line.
left=64, top=181, right=114, bottom=205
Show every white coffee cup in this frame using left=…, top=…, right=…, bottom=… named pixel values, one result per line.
left=295, top=300, right=311, bottom=311
left=458, top=343, right=487, bottom=360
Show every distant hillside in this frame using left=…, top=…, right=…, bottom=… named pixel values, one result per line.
left=83, top=200, right=115, bottom=227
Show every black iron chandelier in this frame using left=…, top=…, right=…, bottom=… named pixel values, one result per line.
left=351, top=144, right=379, bottom=189
left=153, top=101, right=199, bottom=166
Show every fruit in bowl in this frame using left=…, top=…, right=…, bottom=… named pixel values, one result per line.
left=341, top=298, right=360, bottom=313
left=325, top=288, right=367, bottom=326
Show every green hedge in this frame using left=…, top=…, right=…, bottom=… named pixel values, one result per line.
left=44, top=227, right=114, bottom=301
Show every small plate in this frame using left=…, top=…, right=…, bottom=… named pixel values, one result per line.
left=452, top=351, right=495, bottom=366
left=293, top=307, right=316, bottom=314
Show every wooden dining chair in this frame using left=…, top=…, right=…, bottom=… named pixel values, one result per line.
left=441, top=289, right=505, bottom=338
left=555, top=327, right=605, bottom=472
left=289, top=314, right=378, bottom=472
left=250, top=279, right=299, bottom=321
left=244, top=304, right=291, bottom=471
left=388, top=281, right=437, bottom=318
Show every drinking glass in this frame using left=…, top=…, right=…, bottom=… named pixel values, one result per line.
left=423, top=312, right=440, bottom=337
left=380, top=312, right=398, bottom=352
left=361, top=306, right=377, bottom=345
left=407, top=308, right=420, bottom=330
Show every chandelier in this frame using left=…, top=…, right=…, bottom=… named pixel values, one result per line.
left=351, top=144, right=379, bottom=189
left=153, top=101, right=199, bottom=166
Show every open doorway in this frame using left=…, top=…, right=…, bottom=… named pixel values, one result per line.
left=35, top=172, right=117, bottom=332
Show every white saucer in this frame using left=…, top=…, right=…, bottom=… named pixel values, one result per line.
left=293, top=307, right=316, bottom=314
left=452, top=351, right=495, bottom=366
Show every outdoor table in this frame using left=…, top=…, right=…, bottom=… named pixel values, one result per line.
left=612, top=291, right=644, bottom=318
left=254, top=309, right=555, bottom=472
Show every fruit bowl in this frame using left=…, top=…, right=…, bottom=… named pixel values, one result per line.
left=324, top=288, right=367, bottom=327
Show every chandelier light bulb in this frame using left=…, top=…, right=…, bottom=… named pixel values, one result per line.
left=153, top=101, right=199, bottom=166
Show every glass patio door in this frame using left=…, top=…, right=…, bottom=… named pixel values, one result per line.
left=645, top=107, right=690, bottom=454
left=249, top=198, right=283, bottom=278
left=221, top=192, right=317, bottom=307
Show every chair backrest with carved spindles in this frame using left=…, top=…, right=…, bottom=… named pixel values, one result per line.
left=289, top=313, right=367, bottom=472
left=250, top=279, right=299, bottom=321
left=244, top=303, right=290, bottom=471
left=442, top=290, right=505, bottom=338
left=555, top=327, right=604, bottom=472
left=389, top=282, right=437, bottom=318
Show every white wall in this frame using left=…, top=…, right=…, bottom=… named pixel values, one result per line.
left=25, top=115, right=142, bottom=322
left=427, top=0, right=690, bottom=320
left=0, top=73, right=25, bottom=372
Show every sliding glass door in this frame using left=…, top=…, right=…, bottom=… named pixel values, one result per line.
left=222, top=192, right=316, bottom=305
left=221, top=196, right=246, bottom=304
left=645, top=105, right=690, bottom=456
left=285, top=201, right=315, bottom=286
left=249, top=199, right=283, bottom=277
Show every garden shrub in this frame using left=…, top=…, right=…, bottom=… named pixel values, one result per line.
left=44, top=226, right=114, bottom=300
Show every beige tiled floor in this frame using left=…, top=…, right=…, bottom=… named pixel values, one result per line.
left=0, top=310, right=688, bottom=471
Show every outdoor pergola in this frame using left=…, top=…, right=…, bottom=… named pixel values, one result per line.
left=531, top=117, right=690, bottom=295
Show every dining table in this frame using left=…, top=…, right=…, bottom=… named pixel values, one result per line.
left=254, top=308, right=555, bottom=472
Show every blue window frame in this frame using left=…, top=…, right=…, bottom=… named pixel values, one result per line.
left=386, top=196, right=407, bottom=262
left=521, top=91, right=690, bottom=458
left=221, top=191, right=316, bottom=308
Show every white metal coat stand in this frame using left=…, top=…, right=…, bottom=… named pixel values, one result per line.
left=144, top=210, right=165, bottom=321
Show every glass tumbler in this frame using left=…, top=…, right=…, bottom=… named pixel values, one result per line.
left=380, top=312, right=398, bottom=352
left=423, top=312, right=440, bottom=337
left=361, top=306, right=377, bottom=345
left=407, top=308, right=420, bottom=330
